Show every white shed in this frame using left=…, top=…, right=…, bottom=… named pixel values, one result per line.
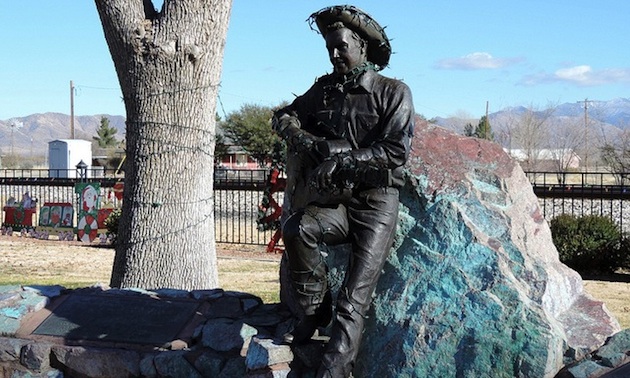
left=48, top=139, right=92, bottom=178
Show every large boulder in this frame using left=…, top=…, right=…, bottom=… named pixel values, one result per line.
left=351, top=121, right=621, bottom=377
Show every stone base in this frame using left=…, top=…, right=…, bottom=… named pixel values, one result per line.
left=1, top=284, right=629, bottom=377
left=0, top=284, right=321, bottom=377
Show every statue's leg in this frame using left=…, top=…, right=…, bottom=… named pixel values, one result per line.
left=318, top=188, right=400, bottom=378
left=282, top=204, right=349, bottom=343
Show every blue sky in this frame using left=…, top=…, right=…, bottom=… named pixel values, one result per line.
left=2, top=1, right=630, bottom=121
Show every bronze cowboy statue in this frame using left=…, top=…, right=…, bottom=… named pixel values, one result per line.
left=272, top=5, right=414, bottom=377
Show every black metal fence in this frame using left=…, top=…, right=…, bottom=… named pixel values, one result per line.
left=525, top=171, right=630, bottom=232
left=3, top=169, right=630, bottom=246
left=0, top=169, right=279, bottom=247
left=0, top=167, right=122, bottom=179
left=213, top=169, right=279, bottom=246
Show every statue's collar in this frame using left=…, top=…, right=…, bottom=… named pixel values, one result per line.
left=338, top=62, right=377, bottom=85
left=327, top=62, right=377, bottom=93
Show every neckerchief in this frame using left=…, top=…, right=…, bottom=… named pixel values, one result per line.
left=322, top=62, right=377, bottom=108
left=334, top=61, right=377, bottom=89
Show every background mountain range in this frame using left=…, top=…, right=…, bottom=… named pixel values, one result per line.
left=433, top=98, right=630, bottom=134
left=0, top=113, right=126, bottom=159
left=2, top=97, right=630, bottom=162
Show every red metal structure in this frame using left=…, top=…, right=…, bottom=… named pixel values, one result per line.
left=257, top=168, right=286, bottom=253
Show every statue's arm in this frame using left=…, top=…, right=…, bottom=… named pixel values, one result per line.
left=316, top=81, right=414, bottom=189
left=272, top=104, right=322, bottom=154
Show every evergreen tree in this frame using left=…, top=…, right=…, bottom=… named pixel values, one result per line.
left=93, top=116, right=119, bottom=148
left=474, top=115, right=494, bottom=140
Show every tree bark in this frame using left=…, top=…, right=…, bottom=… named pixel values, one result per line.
left=95, top=0, right=232, bottom=290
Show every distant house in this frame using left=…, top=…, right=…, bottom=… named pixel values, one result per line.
left=504, top=148, right=581, bottom=170
left=92, top=147, right=126, bottom=176
left=217, top=145, right=260, bottom=170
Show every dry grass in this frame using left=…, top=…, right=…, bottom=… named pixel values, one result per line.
left=0, top=236, right=628, bottom=328
left=218, top=258, right=280, bottom=303
left=0, top=236, right=281, bottom=303
left=583, top=278, right=630, bottom=329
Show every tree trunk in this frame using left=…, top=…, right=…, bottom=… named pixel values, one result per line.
left=95, top=0, right=232, bottom=290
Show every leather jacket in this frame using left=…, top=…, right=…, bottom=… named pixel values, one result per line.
left=273, top=69, right=415, bottom=213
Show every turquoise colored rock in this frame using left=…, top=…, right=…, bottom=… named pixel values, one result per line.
left=153, top=350, right=202, bottom=378
left=0, top=308, right=22, bottom=319
left=245, top=337, right=294, bottom=370
left=190, top=351, right=224, bottom=377
left=348, top=122, right=621, bottom=378
left=596, top=329, right=630, bottom=367
left=22, top=285, right=64, bottom=298
left=0, top=316, right=21, bottom=337
left=568, top=360, right=612, bottom=378
left=201, top=318, right=258, bottom=352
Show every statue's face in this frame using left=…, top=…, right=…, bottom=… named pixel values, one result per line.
left=325, top=28, right=367, bottom=75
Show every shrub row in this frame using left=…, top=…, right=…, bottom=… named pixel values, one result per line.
left=550, top=214, right=630, bottom=275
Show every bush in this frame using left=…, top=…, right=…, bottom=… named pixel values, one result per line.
left=550, top=214, right=627, bottom=274
left=104, top=209, right=121, bottom=245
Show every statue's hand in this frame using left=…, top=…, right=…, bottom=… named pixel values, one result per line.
left=292, top=131, right=323, bottom=154
left=310, top=159, right=338, bottom=192
left=273, top=114, right=323, bottom=155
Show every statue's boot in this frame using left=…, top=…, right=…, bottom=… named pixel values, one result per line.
left=283, top=281, right=332, bottom=344
left=281, top=209, right=339, bottom=345
left=315, top=296, right=364, bottom=378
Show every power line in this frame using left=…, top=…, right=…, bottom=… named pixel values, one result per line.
left=75, top=84, right=120, bottom=91
left=70, top=81, right=75, bottom=139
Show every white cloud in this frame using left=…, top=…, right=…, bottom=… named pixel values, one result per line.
left=555, top=65, right=592, bottom=82
left=522, top=65, right=630, bottom=86
left=435, top=52, right=523, bottom=70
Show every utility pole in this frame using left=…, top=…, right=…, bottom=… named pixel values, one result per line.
left=70, top=80, right=75, bottom=139
left=485, top=101, right=490, bottom=140
left=10, top=122, right=15, bottom=155
left=578, top=98, right=593, bottom=171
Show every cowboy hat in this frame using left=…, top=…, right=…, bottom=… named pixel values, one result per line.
left=309, top=5, right=391, bottom=70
